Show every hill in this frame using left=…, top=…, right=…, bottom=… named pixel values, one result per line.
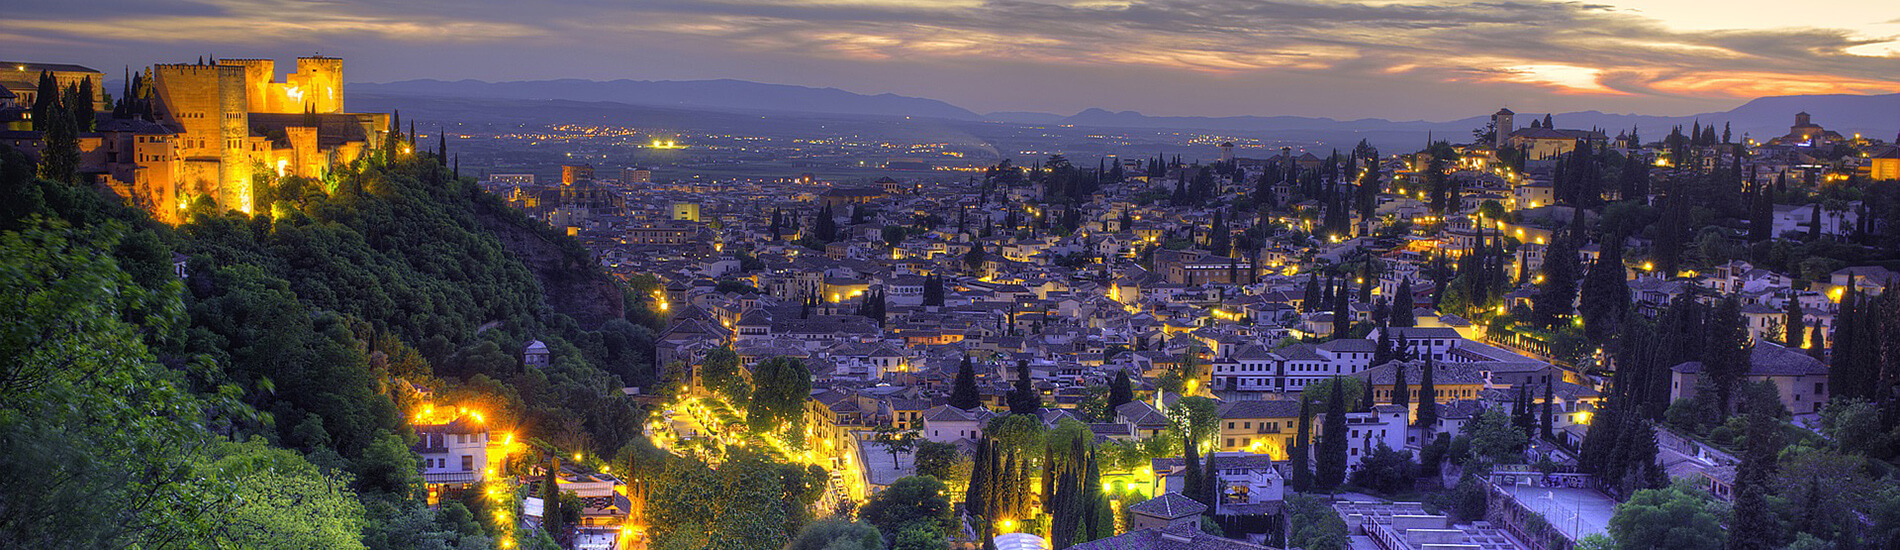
left=0, top=142, right=654, bottom=548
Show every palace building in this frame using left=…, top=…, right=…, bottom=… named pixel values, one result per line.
left=1, top=56, right=389, bottom=224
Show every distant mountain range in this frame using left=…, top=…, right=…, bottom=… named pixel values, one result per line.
left=355, top=77, right=1900, bottom=146
left=355, top=78, right=984, bottom=121
left=988, top=96, right=1900, bottom=142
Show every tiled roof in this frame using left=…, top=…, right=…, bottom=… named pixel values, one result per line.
left=1127, top=493, right=1207, bottom=519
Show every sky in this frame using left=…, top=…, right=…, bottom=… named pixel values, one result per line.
left=6, top=0, right=1900, bottom=120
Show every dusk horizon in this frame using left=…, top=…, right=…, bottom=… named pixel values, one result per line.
left=7, top=3, right=1900, bottom=550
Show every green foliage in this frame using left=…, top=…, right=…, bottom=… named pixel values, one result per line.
left=1316, top=378, right=1350, bottom=491
left=893, top=523, right=949, bottom=550
left=1167, top=395, right=1221, bottom=446
left=786, top=520, right=884, bottom=550
left=1300, top=377, right=1365, bottom=413
left=948, top=356, right=981, bottom=410
left=701, top=346, right=750, bottom=402
left=859, top=476, right=953, bottom=541
left=1286, top=494, right=1348, bottom=550
left=647, top=450, right=807, bottom=550
left=197, top=437, right=369, bottom=549
left=748, top=356, right=812, bottom=439
left=1461, top=409, right=1527, bottom=465
left=1609, top=484, right=1725, bottom=550
left=1350, top=442, right=1415, bottom=494
left=0, top=219, right=224, bottom=547
left=914, top=441, right=967, bottom=489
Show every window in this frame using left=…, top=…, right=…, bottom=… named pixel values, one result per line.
left=460, top=455, right=474, bottom=471
left=1243, top=422, right=1252, bottom=429
left=1225, top=438, right=1235, bottom=447
left=1816, top=382, right=1825, bottom=394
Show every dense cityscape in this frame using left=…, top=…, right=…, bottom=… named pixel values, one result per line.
left=5, top=7, right=1900, bottom=550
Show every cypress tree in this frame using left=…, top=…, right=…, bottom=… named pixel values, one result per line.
left=1393, top=365, right=1410, bottom=410
left=1183, top=432, right=1205, bottom=505
left=1540, top=376, right=1555, bottom=442
left=71, top=78, right=95, bottom=132
left=1727, top=414, right=1784, bottom=550
left=1807, top=323, right=1826, bottom=362
left=949, top=355, right=981, bottom=410
left=1201, top=445, right=1220, bottom=508
left=1108, top=370, right=1134, bottom=412
left=36, top=100, right=79, bottom=184
left=1008, top=360, right=1040, bottom=414
left=1316, top=377, right=1349, bottom=491
left=1303, top=273, right=1322, bottom=313
left=1578, top=238, right=1629, bottom=345
left=1706, top=296, right=1751, bottom=415
left=1514, top=385, right=1534, bottom=440
left=1360, top=373, right=1374, bottom=412
left=1391, top=278, right=1416, bottom=327
left=31, top=71, right=56, bottom=132
left=1292, top=398, right=1313, bottom=492
left=1332, top=279, right=1351, bottom=339
left=1416, top=357, right=1438, bottom=433
left=1784, top=295, right=1804, bottom=348
left=1532, top=221, right=1581, bottom=328
left=437, top=128, right=448, bottom=167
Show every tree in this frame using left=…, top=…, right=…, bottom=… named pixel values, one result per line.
left=1393, top=366, right=1410, bottom=410
left=923, top=274, right=944, bottom=307
left=1416, top=357, right=1438, bottom=433
left=1316, top=377, right=1350, bottom=491
left=964, top=241, right=987, bottom=273
left=749, top=357, right=812, bottom=437
left=700, top=345, right=749, bottom=403
left=1463, top=409, right=1526, bottom=465
left=1303, top=273, right=1323, bottom=313
left=1783, top=297, right=1804, bottom=348
left=1007, top=360, right=1041, bottom=414
left=36, top=98, right=80, bottom=184
left=1108, top=369, right=1135, bottom=412
left=815, top=204, right=838, bottom=242
left=1578, top=239, right=1629, bottom=344
left=1331, top=278, right=1351, bottom=339
left=859, top=476, right=953, bottom=542
left=914, top=441, right=963, bottom=486
left=893, top=523, right=949, bottom=550
left=1727, top=414, right=1784, bottom=550
left=1533, top=223, right=1581, bottom=328
left=1183, top=430, right=1205, bottom=505
left=1705, top=297, right=1752, bottom=416
left=1609, top=485, right=1725, bottom=550
left=949, top=355, right=982, bottom=410
left=0, top=220, right=241, bottom=548
left=196, top=438, right=369, bottom=549
left=1350, top=442, right=1415, bottom=494
left=1540, top=376, right=1555, bottom=441
left=1291, top=397, right=1313, bottom=492
left=873, top=425, right=921, bottom=468
left=1286, top=494, right=1348, bottom=550
left=1391, top=278, right=1416, bottom=326
left=786, top=520, right=884, bottom=550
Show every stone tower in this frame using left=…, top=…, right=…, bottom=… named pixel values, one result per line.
left=1492, top=108, right=1515, bottom=148
left=152, top=63, right=252, bottom=214
left=217, top=58, right=276, bottom=112
left=295, top=56, right=344, bottom=114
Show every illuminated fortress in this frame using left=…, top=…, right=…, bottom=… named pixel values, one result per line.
left=0, top=56, right=389, bottom=224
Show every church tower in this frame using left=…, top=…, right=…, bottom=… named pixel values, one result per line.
left=1492, top=108, right=1515, bottom=148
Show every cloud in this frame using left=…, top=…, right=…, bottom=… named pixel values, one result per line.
left=6, top=0, right=1899, bottom=116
